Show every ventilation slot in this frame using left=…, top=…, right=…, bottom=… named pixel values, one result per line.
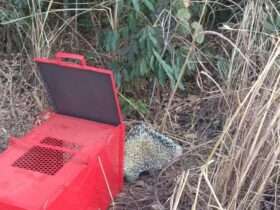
left=41, top=137, right=81, bottom=150
left=12, top=146, right=73, bottom=175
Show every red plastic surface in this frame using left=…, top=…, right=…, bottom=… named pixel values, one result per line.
left=0, top=53, right=125, bottom=210
left=0, top=113, right=125, bottom=210
left=55, top=52, right=87, bottom=66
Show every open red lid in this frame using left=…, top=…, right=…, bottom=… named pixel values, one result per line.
left=34, top=52, right=122, bottom=126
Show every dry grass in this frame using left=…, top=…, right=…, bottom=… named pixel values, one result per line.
left=0, top=53, right=44, bottom=147
left=167, top=1, right=280, bottom=209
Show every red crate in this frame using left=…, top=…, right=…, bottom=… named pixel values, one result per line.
left=0, top=52, right=125, bottom=210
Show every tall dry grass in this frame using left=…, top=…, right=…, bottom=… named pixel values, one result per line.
left=170, top=1, right=280, bottom=209
left=211, top=1, right=280, bottom=208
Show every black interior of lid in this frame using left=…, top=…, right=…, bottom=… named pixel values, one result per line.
left=37, top=63, right=121, bottom=125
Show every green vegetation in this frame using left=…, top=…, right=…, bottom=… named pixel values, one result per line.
left=1, top=0, right=206, bottom=87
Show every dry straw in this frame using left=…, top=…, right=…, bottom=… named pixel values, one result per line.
left=168, top=1, right=280, bottom=209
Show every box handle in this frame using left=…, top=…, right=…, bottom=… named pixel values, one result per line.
left=55, top=51, right=87, bottom=66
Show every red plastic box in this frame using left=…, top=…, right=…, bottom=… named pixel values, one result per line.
left=0, top=52, right=125, bottom=210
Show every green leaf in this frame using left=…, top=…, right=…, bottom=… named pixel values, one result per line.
left=174, top=68, right=185, bottom=90
left=176, top=8, right=192, bottom=35
left=157, top=64, right=167, bottom=86
left=149, top=55, right=155, bottom=67
left=143, top=0, right=155, bottom=11
left=104, top=31, right=119, bottom=52
left=139, top=27, right=148, bottom=45
left=131, top=0, right=140, bottom=13
left=128, top=13, right=137, bottom=32
left=191, top=21, right=204, bottom=44
left=178, top=22, right=191, bottom=34
left=120, top=95, right=148, bottom=117
left=174, top=0, right=185, bottom=10
left=153, top=49, right=174, bottom=81
left=139, top=59, right=149, bottom=75
left=176, top=8, right=191, bottom=21
left=148, top=30, right=158, bottom=47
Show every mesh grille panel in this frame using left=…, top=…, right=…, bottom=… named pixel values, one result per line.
left=12, top=146, right=73, bottom=175
left=41, top=137, right=81, bottom=150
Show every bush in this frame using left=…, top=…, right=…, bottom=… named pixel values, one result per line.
left=97, top=0, right=206, bottom=88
